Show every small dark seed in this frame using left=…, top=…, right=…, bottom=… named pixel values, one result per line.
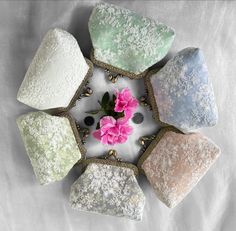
left=132, top=112, right=144, bottom=124
left=84, top=116, right=95, bottom=126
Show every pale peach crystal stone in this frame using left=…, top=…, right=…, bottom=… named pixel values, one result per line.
left=141, top=131, right=220, bottom=208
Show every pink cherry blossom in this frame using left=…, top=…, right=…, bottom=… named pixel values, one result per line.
left=92, top=116, right=133, bottom=145
left=114, top=88, right=138, bottom=120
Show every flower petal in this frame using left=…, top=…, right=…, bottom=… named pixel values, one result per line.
left=128, top=98, right=139, bottom=109
left=101, top=134, right=109, bottom=145
left=100, top=116, right=116, bottom=127
left=118, top=135, right=128, bottom=143
left=92, top=130, right=101, bottom=140
left=122, top=88, right=132, bottom=100
left=120, top=124, right=133, bottom=135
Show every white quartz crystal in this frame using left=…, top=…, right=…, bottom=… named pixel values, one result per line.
left=17, top=28, right=89, bottom=110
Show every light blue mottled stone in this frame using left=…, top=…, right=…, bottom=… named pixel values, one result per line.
left=150, top=47, right=218, bottom=132
left=89, top=2, right=175, bottom=75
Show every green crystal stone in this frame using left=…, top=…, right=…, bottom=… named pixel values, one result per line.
left=17, top=111, right=82, bottom=185
left=89, top=2, right=175, bottom=75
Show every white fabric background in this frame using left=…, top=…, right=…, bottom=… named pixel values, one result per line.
left=1, top=1, right=235, bottom=230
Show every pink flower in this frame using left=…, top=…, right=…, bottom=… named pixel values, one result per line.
left=114, top=88, right=138, bottom=120
left=92, top=116, right=133, bottom=145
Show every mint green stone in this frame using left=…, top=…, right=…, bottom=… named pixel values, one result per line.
left=17, top=112, right=82, bottom=185
left=88, top=2, right=175, bottom=75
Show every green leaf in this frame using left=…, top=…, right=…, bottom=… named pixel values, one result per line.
left=109, top=100, right=115, bottom=110
left=85, top=109, right=101, bottom=115
left=116, top=112, right=124, bottom=119
left=101, top=92, right=110, bottom=108
left=98, top=100, right=102, bottom=107
left=112, top=94, right=116, bottom=102
left=96, top=122, right=100, bottom=129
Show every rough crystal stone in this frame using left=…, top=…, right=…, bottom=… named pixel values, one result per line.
left=70, top=163, right=145, bottom=221
left=17, top=28, right=89, bottom=110
left=17, top=112, right=82, bottom=185
left=140, top=129, right=220, bottom=208
left=89, top=2, right=175, bottom=75
left=148, top=47, right=218, bottom=132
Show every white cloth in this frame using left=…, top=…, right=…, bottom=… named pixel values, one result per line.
left=1, top=1, right=235, bottom=231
